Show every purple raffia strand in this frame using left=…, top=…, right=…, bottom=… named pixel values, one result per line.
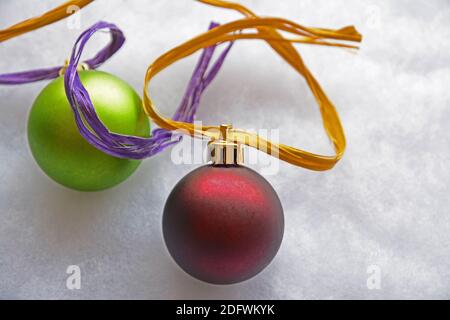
left=65, top=21, right=232, bottom=159
left=0, top=25, right=124, bottom=85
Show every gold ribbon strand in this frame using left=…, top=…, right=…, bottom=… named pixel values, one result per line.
left=143, top=0, right=362, bottom=171
left=0, top=0, right=93, bottom=43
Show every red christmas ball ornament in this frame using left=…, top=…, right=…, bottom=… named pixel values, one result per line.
left=163, top=125, right=284, bottom=284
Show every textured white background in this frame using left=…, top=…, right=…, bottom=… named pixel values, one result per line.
left=0, top=0, right=449, bottom=299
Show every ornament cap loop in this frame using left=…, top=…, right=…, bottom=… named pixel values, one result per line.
left=209, top=124, right=244, bottom=165
left=59, top=59, right=90, bottom=76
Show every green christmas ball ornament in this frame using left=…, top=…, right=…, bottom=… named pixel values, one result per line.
left=27, top=70, right=150, bottom=191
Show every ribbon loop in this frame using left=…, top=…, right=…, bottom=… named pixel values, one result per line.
left=64, top=21, right=233, bottom=159
left=143, top=0, right=362, bottom=171
left=0, top=19, right=124, bottom=85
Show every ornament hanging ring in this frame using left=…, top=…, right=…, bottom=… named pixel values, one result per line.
left=143, top=15, right=362, bottom=171
left=58, top=59, right=90, bottom=76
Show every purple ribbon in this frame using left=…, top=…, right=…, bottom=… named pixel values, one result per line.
left=65, top=21, right=232, bottom=159
left=0, top=21, right=232, bottom=159
left=0, top=23, right=123, bottom=85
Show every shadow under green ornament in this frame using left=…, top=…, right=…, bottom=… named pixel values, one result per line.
left=28, top=70, right=150, bottom=191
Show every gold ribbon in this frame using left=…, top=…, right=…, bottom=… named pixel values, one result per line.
left=0, top=0, right=93, bottom=43
left=143, top=0, right=362, bottom=171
